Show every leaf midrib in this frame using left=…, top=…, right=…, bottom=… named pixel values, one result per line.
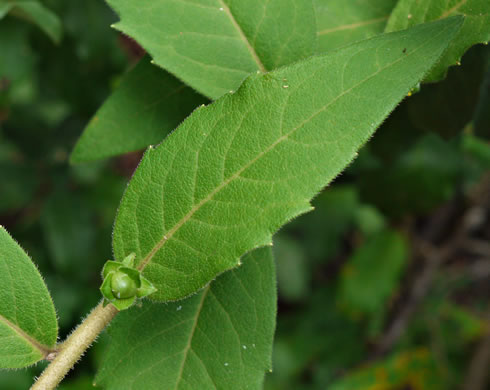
left=173, top=286, right=210, bottom=389
left=218, top=0, right=267, bottom=73
left=137, top=23, right=448, bottom=272
left=0, top=312, right=53, bottom=358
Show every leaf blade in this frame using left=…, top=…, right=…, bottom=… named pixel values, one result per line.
left=113, top=17, right=463, bottom=302
left=0, top=0, right=62, bottom=43
left=95, top=247, right=276, bottom=390
left=106, top=0, right=317, bottom=99
left=0, top=227, right=58, bottom=368
left=70, top=57, right=208, bottom=163
left=385, top=0, right=490, bottom=82
left=315, top=0, right=398, bottom=53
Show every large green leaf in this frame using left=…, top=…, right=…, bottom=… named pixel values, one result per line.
left=71, top=57, right=208, bottom=163
left=113, top=17, right=463, bottom=302
left=386, top=0, right=490, bottom=82
left=315, top=0, right=398, bottom=53
left=106, top=0, right=317, bottom=99
left=95, top=247, right=276, bottom=390
left=0, top=0, right=62, bottom=43
left=0, top=226, right=58, bottom=368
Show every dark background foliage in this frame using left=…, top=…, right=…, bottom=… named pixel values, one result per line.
left=0, top=1, right=489, bottom=389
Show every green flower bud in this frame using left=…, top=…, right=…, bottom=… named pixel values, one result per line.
left=111, top=271, right=138, bottom=299
left=99, top=253, right=157, bottom=310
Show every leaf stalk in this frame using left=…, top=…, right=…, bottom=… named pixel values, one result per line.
left=31, top=302, right=118, bottom=390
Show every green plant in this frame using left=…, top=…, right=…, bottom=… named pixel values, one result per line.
left=0, top=1, right=489, bottom=389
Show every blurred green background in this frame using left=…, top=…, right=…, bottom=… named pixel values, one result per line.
left=0, top=1, right=489, bottom=389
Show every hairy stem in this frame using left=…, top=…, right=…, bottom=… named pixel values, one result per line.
left=31, top=302, right=119, bottom=390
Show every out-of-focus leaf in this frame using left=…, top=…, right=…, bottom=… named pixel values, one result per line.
left=406, top=45, right=489, bottom=138
left=338, top=229, right=407, bottom=314
left=0, top=0, right=62, bottom=43
left=71, top=57, right=208, bottom=163
left=355, top=205, right=386, bottom=236
left=266, top=288, right=365, bottom=389
left=107, top=0, right=317, bottom=99
left=0, top=227, right=58, bottom=368
left=474, top=52, right=490, bottom=138
left=288, top=186, right=360, bottom=263
left=273, top=237, right=309, bottom=302
left=360, top=134, right=463, bottom=216
left=440, top=302, right=486, bottom=342
left=315, top=0, right=398, bottom=52
left=386, top=0, right=490, bottom=82
left=0, top=162, right=38, bottom=213
left=462, top=133, right=490, bottom=167
left=0, top=20, right=37, bottom=106
left=40, top=190, right=96, bottom=272
left=0, top=3, right=12, bottom=19
left=328, top=349, right=443, bottom=390
left=96, top=247, right=276, bottom=390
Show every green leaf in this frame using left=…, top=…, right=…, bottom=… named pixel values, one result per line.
left=0, top=3, right=12, bottom=19
left=70, top=57, right=208, bottom=163
left=95, top=247, right=276, bottom=390
left=315, top=0, right=398, bottom=52
left=404, top=45, right=488, bottom=138
left=385, top=0, right=490, bottom=82
left=0, top=0, right=62, bottom=43
left=0, top=226, right=58, bottom=368
left=113, top=17, right=463, bottom=302
left=338, top=229, right=407, bottom=314
left=106, top=0, right=317, bottom=99
left=328, top=349, right=441, bottom=390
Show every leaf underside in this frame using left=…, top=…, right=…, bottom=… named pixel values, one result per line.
left=386, top=0, right=490, bottom=82
left=0, top=227, right=58, bottom=368
left=107, top=0, right=317, bottom=99
left=96, top=247, right=276, bottom=390
left=113, top=17, right=463, bottom=302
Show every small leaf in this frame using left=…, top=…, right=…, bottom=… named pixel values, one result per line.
left=70, top=57, right=208, bottom=163
left=315, top=0, right=398, bottom=52
left=0, top=3, right=12, bottom=19
left=106, top=0, right=317, bottom=99
left=0, top=226, right=58, bottom=368
left=95, top=247, right=276, bottom=390
left=385, top=0, right=490, bottom=82
left=328, top=349, right=440, bottom=390
left=0, top=0, right=62, bottom=43
left=338, top=229, right=407, bottom=314
left=113, top=17, right=463, bottom=302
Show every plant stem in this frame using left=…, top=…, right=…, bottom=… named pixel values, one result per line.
left=31, top=302, right=119, bottom=390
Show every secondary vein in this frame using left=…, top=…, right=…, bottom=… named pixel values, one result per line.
left=0, top=313, right=53, bottom=358
left=173, top=286, right=210, bottom=389
left=318, top=16, right=389, bottom=36
left=218, top=0, right=267, bottom=73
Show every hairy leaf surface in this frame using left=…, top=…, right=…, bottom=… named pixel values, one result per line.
left=0, top=0, right=62, bottom=43
left=106, top=0, right=317, bottom=99
left=96, top=247, right=276, bottom=390
left=386, top=0, right=490, bottom=82
left=0, top=227, right=58, bottom=368
left=113, top=18, right=462, bottom=302
left=315, top=0, right=398, bottom=53
left=71, top=57, right=207, bottom=163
